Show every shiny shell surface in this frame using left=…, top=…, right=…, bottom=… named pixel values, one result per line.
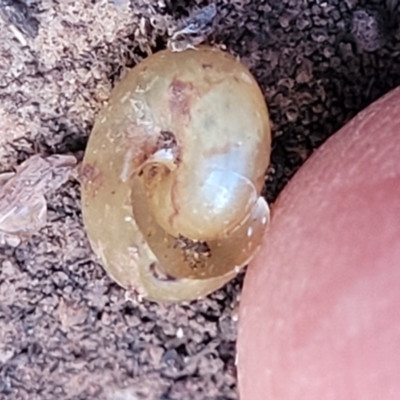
left=81, top=46, right=271, bottom=302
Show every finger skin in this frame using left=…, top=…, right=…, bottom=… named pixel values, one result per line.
left=237, top=86, right=400, bottom=400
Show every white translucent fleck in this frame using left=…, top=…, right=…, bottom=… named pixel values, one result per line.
left=128, top=247, right=139, bottom=262
left=120, top=92, right=131, bottom=103
left=241, top=72, right=252, bottom=84
left=231, top=312, right=239, bottom=323
left=120, top=148, right=134, bottom=182
left=176, top=327, right=184, bottom=338
left=247, top=226, right=253, bottom=237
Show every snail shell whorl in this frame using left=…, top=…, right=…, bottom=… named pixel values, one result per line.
left=81, top=46, right=271, bottom=302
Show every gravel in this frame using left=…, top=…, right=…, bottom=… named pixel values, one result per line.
left=0, top=0, right=400, bottom=398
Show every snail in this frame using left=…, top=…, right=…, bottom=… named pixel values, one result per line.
left=81, top=46, right=271, bottom=302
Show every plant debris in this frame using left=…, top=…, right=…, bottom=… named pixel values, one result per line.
left=167, top=3, right=218, bottom=51
left=0, top=0, right=39, bottom=43
left=0, top=154, right=77, bottom=246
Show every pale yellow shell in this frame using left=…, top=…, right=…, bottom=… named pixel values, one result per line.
left=81, top=46, right=271, bottom=302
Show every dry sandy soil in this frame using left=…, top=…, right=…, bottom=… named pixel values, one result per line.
left=0, top=0, right=400, bottom=399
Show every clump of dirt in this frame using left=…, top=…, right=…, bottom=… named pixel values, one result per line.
left=1, top=0, right=400, bottom=399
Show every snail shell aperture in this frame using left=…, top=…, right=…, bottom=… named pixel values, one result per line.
left=81, top=46, right=271, bottom=302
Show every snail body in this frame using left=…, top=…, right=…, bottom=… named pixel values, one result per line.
left=81, top=46, right=271, bottom=302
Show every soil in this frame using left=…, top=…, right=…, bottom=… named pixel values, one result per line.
left=0, top=0, right=400, bottom=399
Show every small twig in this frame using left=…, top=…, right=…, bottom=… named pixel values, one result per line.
left=0, top=0, right=39, bottom=44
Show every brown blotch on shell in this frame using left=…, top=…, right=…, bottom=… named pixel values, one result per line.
left=169, top=78, right=195, bottom=121
left=79, top=163, right=103, bottom=198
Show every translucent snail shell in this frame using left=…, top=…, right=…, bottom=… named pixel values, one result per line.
left=81, top=46, right=271, bottom=302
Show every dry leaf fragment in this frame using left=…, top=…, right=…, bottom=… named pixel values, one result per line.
left=0, top=154, right=77, bottom=246
left=167, top=4, right=217, bottom=52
